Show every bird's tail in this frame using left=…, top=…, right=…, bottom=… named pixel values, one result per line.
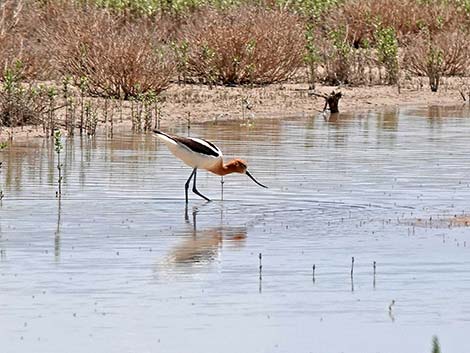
left=153, top=129, right=178, bottom=146
left=153, top=129, right=169, bottom=138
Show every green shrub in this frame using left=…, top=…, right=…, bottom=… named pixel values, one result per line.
left=0, top=61, right=49, bottom=127
left=375, top=26, right=399, bottom=84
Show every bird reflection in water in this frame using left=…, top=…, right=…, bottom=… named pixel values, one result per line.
left=163, top=206, right=247, bottom=267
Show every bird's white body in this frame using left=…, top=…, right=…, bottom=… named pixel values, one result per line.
left=156, top=132, right=223, bottom=170
left=154, top=129, right=267, bottom=203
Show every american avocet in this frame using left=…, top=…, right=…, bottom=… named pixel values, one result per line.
left=154, top=130, right=267, bottom=203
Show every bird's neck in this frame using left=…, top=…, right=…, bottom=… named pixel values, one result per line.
left=209, top=160, right=235, bottom=176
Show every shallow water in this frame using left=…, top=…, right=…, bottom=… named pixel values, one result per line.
left=1, top=105, right=470, bottom=353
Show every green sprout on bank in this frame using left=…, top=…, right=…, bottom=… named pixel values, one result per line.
left=54, top=130, right=63, bottom=198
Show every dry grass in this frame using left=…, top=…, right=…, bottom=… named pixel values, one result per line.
left=180, top=6, right=305, bottom=85
left=1, top=0, right=470, bottom=111
left=336, top=0, right=468, bottom=46
left=408, top=214, right=470, bottom=228
left=40, top=3, right=176, bottom=99
left=0, top=0, right=46, bottom=79
left=403, top=30, right=469, bottom=91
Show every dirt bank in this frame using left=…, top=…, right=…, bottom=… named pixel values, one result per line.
left=1, top=78, right=467, bottom=141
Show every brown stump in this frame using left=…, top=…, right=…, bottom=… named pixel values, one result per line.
left=324, top=91, right=342, bottom=113
left=313, top=90, right=343, bottom=113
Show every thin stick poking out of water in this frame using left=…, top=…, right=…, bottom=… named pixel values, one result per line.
left=258, top=253, right=262, bottom=293
left=312, top=264, right=315, bottom=283
left=220, top=176, right=224, bottom=201
left=351, top=256, right=354, bottom=278
left=259, top=253, right=262, bottom=275
left=373, top=261, right=376, bottom=288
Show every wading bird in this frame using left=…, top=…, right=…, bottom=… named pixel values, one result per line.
left=154, top=130, right=267, bottom=203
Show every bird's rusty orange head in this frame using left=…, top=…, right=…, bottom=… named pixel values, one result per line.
left=225, top=159, right=267, bottom=188
left=225, top=159, right=248, bottom=174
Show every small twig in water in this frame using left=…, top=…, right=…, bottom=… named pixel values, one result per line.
left=0, top=161, right=4, bottom=201
left=259, top=253, right=262, bottom=273
left=373, top=261, right=377, bottom=288
left=388, top=299, right=395, bottom=312
left=187, top=112, right=191, bottom=136
left=220, top=176, right=224, bottom=200
left=258, top=252, right=263, bottom=293
left=54, top=130, right=63, bottom=198
left=351, top=256, right=355, bottom=278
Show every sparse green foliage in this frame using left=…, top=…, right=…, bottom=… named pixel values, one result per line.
left=79, top=0, right=344, bottom=16
left=375, top=26, right=399, bottom=84
left=47, top=87, right=58, bottom=135
left=304, top=23, right=320, bottom=89
left=62, top=76, right=71, bottom=99
left=0, top=61, right=50, bottom=128
left=172, top=40, right=190, bottom=84
left=321, top=26, right=352, bottom=85
left=84, top=101, right=98, bottom=136
left=285, top=0, right=343, bottom=18
left=54, top=129, right=63, bottom=154
left=2, top=60, right=24, bottom=94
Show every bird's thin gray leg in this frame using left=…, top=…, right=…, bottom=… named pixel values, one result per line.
left=192, top=169, right=211, bottom=202
left=185, top=168, right=197, bottom=204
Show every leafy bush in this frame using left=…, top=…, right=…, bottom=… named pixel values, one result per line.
left=180, top=6, right=305, bottom=85
left=0, top=61, right=49, bottom=127
left=304, top=23, right=320, bottom=89
left=317, top=26, right=352, bottom=85
left=375, top=26, right=398, bottom=84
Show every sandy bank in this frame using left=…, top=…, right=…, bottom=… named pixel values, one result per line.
left=1, top=79, right=467, bottom=141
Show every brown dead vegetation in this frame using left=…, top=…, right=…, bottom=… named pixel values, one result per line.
left=403, top=30, right=469, bottom=92
left=0, top=1, right=47, bottom=79
left=180, top=6, right=305, bottom=85
left=337, top=0, right=469, bottom=46
left=39, top=4, right=176, bottom=99
left=409, top=214, right=470, bottom=229
left=2, top=0, right=470, bottom=133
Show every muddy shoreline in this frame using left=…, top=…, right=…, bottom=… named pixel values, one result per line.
left=1, top=80, right=467, bottom=141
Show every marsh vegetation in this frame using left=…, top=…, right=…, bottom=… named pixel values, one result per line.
left=1, top=0, right=470, bottom=135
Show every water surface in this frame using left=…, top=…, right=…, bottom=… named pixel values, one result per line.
left=1, top=105, right=470, bottom=353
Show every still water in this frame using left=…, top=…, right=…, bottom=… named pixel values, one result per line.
left=1, top=106, right=470, bottom=353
